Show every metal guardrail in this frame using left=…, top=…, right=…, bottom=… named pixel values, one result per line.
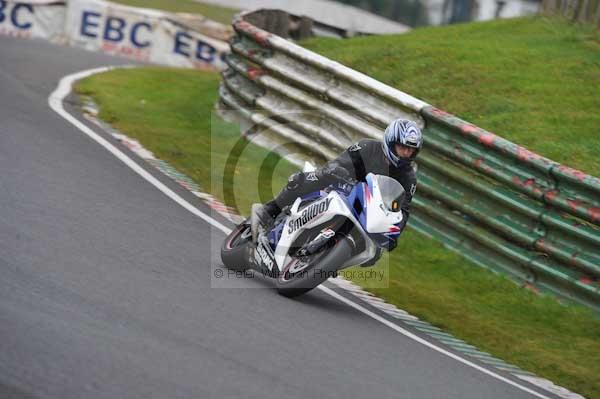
left=218, top=10, right=600, bottom=311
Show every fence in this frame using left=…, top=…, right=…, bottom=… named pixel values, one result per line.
left=218, top=10, right=600, bottom=311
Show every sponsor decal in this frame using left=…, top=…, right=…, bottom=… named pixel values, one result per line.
left=254, top=241, right=275, bottom=270
left=288, top=198, right=333, bottom=234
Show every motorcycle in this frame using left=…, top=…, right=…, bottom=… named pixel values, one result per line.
left=220, top=163, right=406, bottom=297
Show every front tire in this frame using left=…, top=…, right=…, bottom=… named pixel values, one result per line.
left=221, top=221, right=253, bottom=271
left=275, top=238, right=353, bottom=298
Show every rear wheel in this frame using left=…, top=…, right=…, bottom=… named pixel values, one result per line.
left=275, top=238, right=353, bottom=298
left=221, top=221, right=253, bottom=271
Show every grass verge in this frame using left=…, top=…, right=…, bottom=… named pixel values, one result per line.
left=76, top=67, right=600, bottom=399
left=303, top=16, right=600, bottom=177
left=110, top=0, right=239, bottom=25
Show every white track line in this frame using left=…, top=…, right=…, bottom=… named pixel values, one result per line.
left=48, top=67, right=231, bottom=235
left=49, top=67, right=553, bottom=399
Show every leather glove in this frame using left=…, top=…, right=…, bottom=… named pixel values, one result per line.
left=319, top=163, right=350, bottom=182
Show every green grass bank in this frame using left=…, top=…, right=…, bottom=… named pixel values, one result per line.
left=304, top=16, right=600, bottom=177
left=76, top=65, right=599, bottom=399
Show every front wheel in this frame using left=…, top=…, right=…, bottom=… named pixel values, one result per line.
left=221, top=221, right=253, bottom=271
left=275, top=238, right=353, bottom=298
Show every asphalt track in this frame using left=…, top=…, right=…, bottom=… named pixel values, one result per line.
left=0, top=36, right=564, bottom=399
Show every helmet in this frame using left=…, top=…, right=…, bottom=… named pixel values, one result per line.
left=382, top=119, right=423, bottom=167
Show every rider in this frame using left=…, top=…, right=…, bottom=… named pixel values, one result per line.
left=253, top=118, right=422, bottom=265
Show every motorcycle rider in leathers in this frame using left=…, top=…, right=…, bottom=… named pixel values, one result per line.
left=253, top=118, right=423, bottom=266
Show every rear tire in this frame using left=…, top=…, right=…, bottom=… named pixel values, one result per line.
left=221, top=221, right=253, bottom=271
left=275, top=238, right=353, bottom=298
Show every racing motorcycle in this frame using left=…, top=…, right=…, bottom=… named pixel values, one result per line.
left=220, top=163, right=406, bottom=297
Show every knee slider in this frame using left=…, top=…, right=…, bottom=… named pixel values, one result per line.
left=286, top=172, right=305, bottom=191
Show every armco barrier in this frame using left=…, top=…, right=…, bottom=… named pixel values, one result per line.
left=218, top=10, right=600, bottom=311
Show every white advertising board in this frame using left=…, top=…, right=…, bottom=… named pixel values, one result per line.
left=64, top=0, right=229, bottom=69
left=0, top=0, right=230, bottom=70
left=0, top=1, right=66, bottom=42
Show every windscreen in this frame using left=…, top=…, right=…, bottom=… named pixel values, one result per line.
left=376, top=175, right=405, bottom=212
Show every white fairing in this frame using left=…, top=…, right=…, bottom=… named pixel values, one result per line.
left=365, top=175, right=403, bottom=234
left=271, top=173, right=405, bottom=272
left=274, top=191, right=376, bottom=271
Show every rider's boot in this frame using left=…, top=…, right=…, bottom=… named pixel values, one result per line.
left=250, top=172, right=311, bottom=242
left=251, top=201, right=280, bottom=242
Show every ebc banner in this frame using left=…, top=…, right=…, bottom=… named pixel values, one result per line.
left=65, top=0, right=228, bottom=69
left=0, top=1, right=66, bottom=41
